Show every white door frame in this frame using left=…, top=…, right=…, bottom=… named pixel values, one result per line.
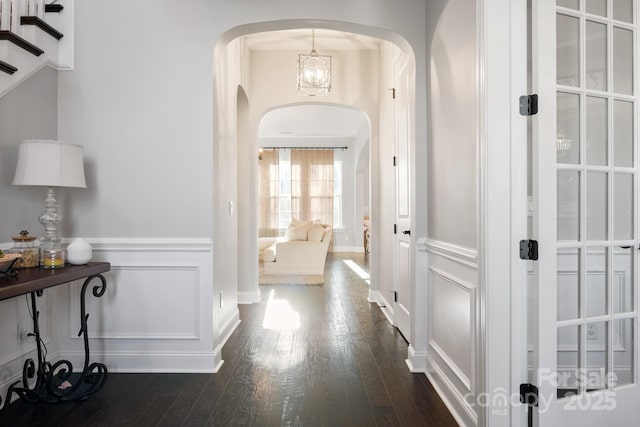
left=393, top=54, right=412, bottom=340
left=480, top=0, right=529, bottom=426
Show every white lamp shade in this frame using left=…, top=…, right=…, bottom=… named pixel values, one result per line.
left=12, top=140, right=87, bottom=188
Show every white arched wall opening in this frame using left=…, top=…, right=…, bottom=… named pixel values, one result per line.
left=256, top=102, right=372, bottom=268
left=236, top=86, right=256, bottom=304
left=212, top=19, right=426, bottom=386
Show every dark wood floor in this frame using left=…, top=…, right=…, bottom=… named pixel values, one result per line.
left=0, top=253, right=457, bottom=426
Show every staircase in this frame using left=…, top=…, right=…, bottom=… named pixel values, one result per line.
left=0, top=0, right=72, bottom=97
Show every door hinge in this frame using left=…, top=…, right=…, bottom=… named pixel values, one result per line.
left=389, top=87, right=396, bottom=99
left=394, top=224, right=397, bottom=234
left=519, top=239, right=539, bottom=260
left=519, top=94, right=538, bottom=116
left=520, top=383, right=538, bottom=427
left=393, top=156, right=397, bottom=166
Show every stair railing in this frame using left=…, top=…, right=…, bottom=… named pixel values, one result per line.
left=0, top=0, right=14, bottom=32
left=24, top=0, right=46, bottom=19
left=0, top=0, right=72, bottom=94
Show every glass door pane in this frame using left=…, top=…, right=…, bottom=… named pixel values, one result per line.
left=614, top=100, right=634, bottom=167
left=613, top=0, right=634, bottom=23
left=558, top=14, right=581, bottom=86
left=586, top=96, right=608, bottom=165
left=613, top=27, right=634, bottom=95
left=553, top=0, right=638, bottom=400
left=586, top=21, right=607, bottom=91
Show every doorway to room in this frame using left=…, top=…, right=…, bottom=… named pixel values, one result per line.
left=213, top=20, right=418, bottom=362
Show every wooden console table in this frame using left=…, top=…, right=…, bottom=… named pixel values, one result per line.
left=0, top=262, right=110, bottom=410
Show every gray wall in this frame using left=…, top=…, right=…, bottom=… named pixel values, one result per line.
left=0, top=67, right=58, bottom=241
left=427, top=0, right=477, bottom=249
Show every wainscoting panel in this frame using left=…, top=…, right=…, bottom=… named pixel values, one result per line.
left=424, top=239, right=478, bottom=426
left=429, top=267, right=473, bottom=389
left=69, top=265, right=200, bottom=340
left=429, top=267, right=474, bottom=393
left=0, top=238, right=233, bottom=377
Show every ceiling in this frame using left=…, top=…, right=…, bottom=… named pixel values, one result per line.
left=251, top=29, right=377, bottom=145
left=244, top=28, right=381, bottom=51
left=259, top=105, right=368, bottom=140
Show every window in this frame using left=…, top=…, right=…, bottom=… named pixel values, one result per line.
left=278, top=150, right=292, bottom=229
left=333, top=160, right=342, bottom=228
left=259, top=149, right=341, bottom=236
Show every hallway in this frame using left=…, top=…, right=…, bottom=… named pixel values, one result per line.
left=0, top=253, right=457, bottom=426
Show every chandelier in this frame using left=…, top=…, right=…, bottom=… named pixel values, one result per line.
left=556, top=134, right=572, bottom=152
left=297, top=29, right=332, bottom=96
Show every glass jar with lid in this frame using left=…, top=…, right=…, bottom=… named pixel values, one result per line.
left=7, top=230, right=39, bottom=268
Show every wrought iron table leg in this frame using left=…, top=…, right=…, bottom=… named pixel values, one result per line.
left=1, top=273, right=108, bottom=408
left=0, top=258, right=20, bottom=279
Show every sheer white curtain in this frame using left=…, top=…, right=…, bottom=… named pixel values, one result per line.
left=258, top=150, right=280, bottom=237
left=259, top=149, right=334, bottom=236
left=291, top=149, right=334, bottom=226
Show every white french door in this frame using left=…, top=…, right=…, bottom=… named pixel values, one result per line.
left=531, top=0, right=640, bottom=424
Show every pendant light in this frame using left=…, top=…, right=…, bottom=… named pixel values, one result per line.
left=297, top=29, right=332, bottom=96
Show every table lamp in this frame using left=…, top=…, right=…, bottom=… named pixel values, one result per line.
left=12, top=140, right=87, bottom=265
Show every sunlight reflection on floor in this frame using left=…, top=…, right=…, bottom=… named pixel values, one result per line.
left=262, top=289, right=301, bottom=330
left=343, top=259, right=370, bottom=284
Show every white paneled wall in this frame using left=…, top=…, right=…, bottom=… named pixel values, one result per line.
left=0, top=238, right=233, bottom=406
left=424, top=240, right=479, bottom=426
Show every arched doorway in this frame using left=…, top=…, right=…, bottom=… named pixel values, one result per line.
left=212, top=20, right=420, bottom=364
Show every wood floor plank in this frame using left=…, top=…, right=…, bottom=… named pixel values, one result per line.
left=156, top=374, right=210, bottom=426
left=0, top=253, right=458, bottom=427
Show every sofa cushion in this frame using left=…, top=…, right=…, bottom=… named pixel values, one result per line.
left=308, top=223, right=325, bottom=242
left=262, top=243, right=277, bottom=262
left=286, top=221, right=311, bottom=241
left=258, top=237, right=278, bottom=251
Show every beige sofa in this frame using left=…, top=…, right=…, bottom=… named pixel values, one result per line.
left=262, top=223, right=332, bottom=275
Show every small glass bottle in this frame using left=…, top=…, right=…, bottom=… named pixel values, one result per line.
left=41, top=248, right=66, bottom=268
left=7, top=231, right=39, bottom=268
left=39, top=235, right=64, bottom=268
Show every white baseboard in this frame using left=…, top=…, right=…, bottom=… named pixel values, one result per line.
left=238, top=289, right=261, bottom=304
left=369, top=290, right=394, bottom=325
left=426, top=353, right=478, bottom=426
left=332, top=246, right=365, bottom=253
left=56, top=350, right=221, bottom=373
left=405, top=345, right=427, bottom=373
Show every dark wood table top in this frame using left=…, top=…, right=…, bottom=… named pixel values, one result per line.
left=0, top=262, right=111, bottom=302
